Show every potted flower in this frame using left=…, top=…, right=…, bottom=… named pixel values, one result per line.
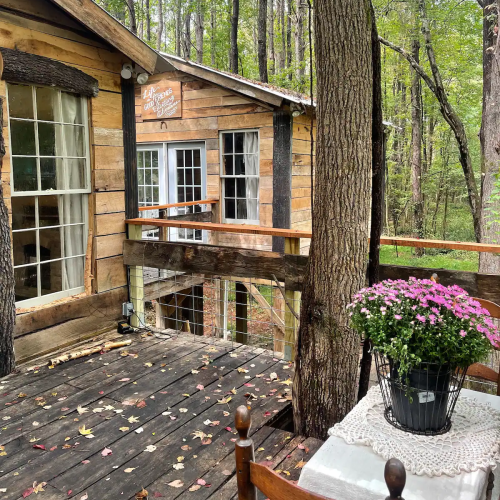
left=348, top=278, right=500, bottom=434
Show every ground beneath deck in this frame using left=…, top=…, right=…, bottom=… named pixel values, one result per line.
left=0, top=334, right=323, bottom=499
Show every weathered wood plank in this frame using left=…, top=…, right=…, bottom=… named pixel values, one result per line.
left=95, top=255, right=127, bottom=292
left=93, top=127, right=123, bottom=147
left=93, top=145, right=124, bottom=170
left=94, top=191, right=125, bottom=214
left=123, top=240, right=307, bottom=291
left=94, top=169, right=125, bottom=191
left=95, top=212, right=125, bottom=236
left=95, top=233, right=125, bottom=259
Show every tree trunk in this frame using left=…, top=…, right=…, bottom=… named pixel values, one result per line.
left=411, top=38, right=424, bottom=256
left=286, top=0, right=292, bottom=79
left=0, top=96, right=16, bottom=377
left=258, top=0, right=268, bottom=82
left=230, top=0, right=239, bottom=73
left=293, top=0, right=372, bottom=439
left=443, top=184, right=449, bottom=240
left=176, top=0, right=182, bottom=56
left=479, top=0, right=500, bottom=273
left=358, top=5, right=384, bottom=402
left=195, top=0, right=204, bottom=63
left=268, top=0, right=275, bottom=75
left=145, top=0, right=151, bottom=41
left=295, top=0, right=305, bottom=86
left=125, top=0, right=137, bottom=34
left=278, top=0, right=285, bottom=70
left=157, top=0, right=163, bottom=51
left=183, top=6, right=192, bottom=59
left=210, top=6, right=216, bottom=67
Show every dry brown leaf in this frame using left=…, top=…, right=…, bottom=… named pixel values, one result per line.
left=135, top=488, right=148, bottom=498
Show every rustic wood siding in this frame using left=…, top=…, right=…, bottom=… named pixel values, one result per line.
left=135, top=72, right=275, bottom=251
left=0, top=5, right=129, bottom=305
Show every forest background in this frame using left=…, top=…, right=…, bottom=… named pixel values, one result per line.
left=98, top=0, right=499, bottom=272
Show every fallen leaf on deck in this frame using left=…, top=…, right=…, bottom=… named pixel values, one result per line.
left=119, top=427, right=130, bottom=432
left=32, top=444, right=45, bottom=450
left=230, top=388, right=237, bottom=394
left=225, top=427, right=232, bottom=432
left=217, top=397, right=232, bottom=405
left=119, top=378, right=131, bottom=382
left=128, top=416, right=140, bottom=423
left=237, top=368, right=249, bottom=373
left=80, top=493, right=88, bottom=500
left=181, top=444, right=192, bottom=451
left=179, top=408, right=188, bottom=413
left=196, top=384, right=204, bottom=390
left=191, top=370, right=199, bottom=374
left=192, top=430, right=206, bottom=440
left=135, top=427, right=144, bottom=434
left=177, top=456, right=184, bottom=462
left=221, top=470, right=232, bottom=476
left=168, top=480, right=184, bottom=488
left=197, top=479, right=206, bottom=486
left=93, top=408, right=104, bottom=413
left=22, top=487, right=33, bottom=498
left=297, top=444, right=305, bottom=450
left=281, top=379, right=293, bottom=386
left=189, top=485, right=201, bottom=492
left=144, top=362, right=153, bottom=367
left=136, top=401, right=147, bottom=409
left=295, top=460, right=307, bottom=469
left=172, top=463, right=184, bottom=470
left=124, top=468, right=136, bottom=473
left=101, top=447, right=113, bottom=457
left=270, top=372, right=278, bottom=380
left=18, top=392, right=27, bottom=398
left=104, top=405, right=115, bottom=410
left=135, top=488, right=148, bottom=498
left=78, top=425, right=93, bottom=436
left=145, top=445, right=157, bottom=452
left=223, top=411, right=230, bottom=417
left=201, top=438, right=212, bottom=445
left=82, top=460, right=90, bottom=464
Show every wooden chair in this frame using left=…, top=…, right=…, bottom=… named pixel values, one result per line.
left=466, top=298, right=500, bottom=396
left=234, top=405, right=406, bottom=500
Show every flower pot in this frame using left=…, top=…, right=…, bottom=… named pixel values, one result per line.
left=389, top=361, right=452, bottom=433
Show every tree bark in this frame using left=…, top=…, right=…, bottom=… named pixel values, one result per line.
left=210, top=6, right=216, bottom=67
left=358, top=5, right=384, bottom=402
left=183, top=5, right=192, bottom=60
left=286, top=0, right=292, bottom=79
left=411, top=38, right=424, bottom=255
left=0, top=96, right=16, bottom=377
left=278, top=0, right=286, bottom=70
left=258, top=0, right=268, bottom=82
left=268, top=0, right=275, bottom=75
left=157, top=0, right=163, bottom=51
left=293, top=0, right=373, bottom=439
left=125, top=0, right=137, bottom=34
left=176, top=0, right=182, bottom=56
left=230, top=0, right=239, bottom=73
left=478, top=0, right=500, bottom=273
left=195, top=0, right=204, bottom=63
left=295, top=0, right=305, bottom=86
left=145, top=0, right=151, bottom=41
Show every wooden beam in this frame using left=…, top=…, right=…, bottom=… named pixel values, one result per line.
left=379, top=237, right=500, bottom=253
left=122, top=77, right=138, bottom=220
left=272, top=110, right=293, bottom=253
left=122, top=239, right=307, bottom=291
left=49, top=0, right=158, bottom=73
left=144, top=274, right=205, bottom=301
left=0, top=47, right=98, bottom=96
left=126, top=218, right=313, bottom=239
left=165, top=211, right=212, bottom=223
left=139, top=198, right=218, bottom=211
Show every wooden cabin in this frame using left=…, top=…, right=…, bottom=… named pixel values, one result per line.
left=0, top=0, right=181, bottom=361
left=134, top=54, right=315, bottom=254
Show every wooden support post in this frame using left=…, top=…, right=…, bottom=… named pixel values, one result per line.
left=284, top=237, right=300, bottom=361
left=272, top=287, right=285, bottom=353
left=234, top=405, right=257, bottom=500
left=128, top=224, right=144, bottom=328
left=192, top=284, right=204, bottom=336
left=235, top=282, right=248, bottom=344
left=214, top=278, right=228, bottom=338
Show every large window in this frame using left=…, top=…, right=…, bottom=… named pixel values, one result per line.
left=220, top=131, right=259, bottom=223
left=8, top=83, right=90, bottom=306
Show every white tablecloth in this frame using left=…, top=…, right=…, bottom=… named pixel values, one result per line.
left=298, top=389, right=500, bottom=500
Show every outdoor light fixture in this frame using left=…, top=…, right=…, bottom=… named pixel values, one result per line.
left=121, top=63, right=133, bottom=79
left=137, top=73, right=149, bottom=85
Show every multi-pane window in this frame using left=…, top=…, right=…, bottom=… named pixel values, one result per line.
left=8, top=83, right=89, bottom=306
left=220, top=131, right=259, bottom=223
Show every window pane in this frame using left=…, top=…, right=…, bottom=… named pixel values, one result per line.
left=186, top=229, right=194, bottom=239
left=137, top=152, right=144, bottom=169
left=11, top=120, right=36, bottom=155
left=152, top=168, right=159, bottom=184
left=247, top=178, right=259, bottom=198
left=193, top=149, right=201, bottom=167
left=145, top=186, right=152, bottom=203
left=225, top=199, right=235, bottom=219
left=225, top=178, right=235, bottom=198
left=38, top=122, right=62, bottom=156
left=39, top=227, right=62, bottom=261
left=194, top=168, right=201, bottom=186
left=247, top=199, right=258, bottom=220
left=237, top=178, right=246, bottom=198
left=13, top=157, right=37, bottom=192
left=64, top=225, right=84, bottom=256
left=41, top=260, right=62, bottom=295
left=235, top=155, right=245, bottom=175
left=39, top=195, right=60, bottom=227
left=13, top=231, right=37, bottom=266
left=194, top=187, right=201, bottom=200
left=245, top=154, right=258, bottom=175
left=139, top=186, right=145, bottom=203
left=145, top=168, right=152, bottom=184
left=153, top=186, right=159, bottom=203
left=223, top=155, right=233, bottom=175
left=138, top=168, right=144, bottom=185
left=185, top=150, right=193, bottom=168
left=237, top=199, right=248, bottom=219
left=244, top=132, right=259, bottom=153
left=60, top=194, right=84, bottom=224
left=145, top=152, right=151, bottom=168
left=195, top=229, right=202, bottom=240
left=223, top=133, right=233, bottom=153
left=15, top=266, right=38, bottom=301
left=235, top=133, right=244, bottom=153
left=67, top=159, right=86, bottom=189
left=12, top=197, right=36, bottom=230
left=176, top=150, right=183, bottom=167
left=152, top=151, right=158, bottom=168
left=8, top=84, right=33, bottom=119
left=177, top=168, right=184, bottom=186
left=64, top=126, right=84, bottom=157
left=40, top=158, right=59, bottom=191
left=185, top=168, right=193, bottom=185
left=61, top=92, right=83, bottom=124
left=36, top=87, right=58, bottom=122
left=178, top=187, right=185, bottom=202
left=63, top=256, right=84, bottom=288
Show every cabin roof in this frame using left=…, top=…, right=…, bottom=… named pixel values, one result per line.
left=47, top=0, right=174, bottom=75
left=160, top=53, right=315, bottom=109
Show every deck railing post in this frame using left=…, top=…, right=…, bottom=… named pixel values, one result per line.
left=284, top=236, right=300, bottom=361
left=128, top=223, right=144, bottom=328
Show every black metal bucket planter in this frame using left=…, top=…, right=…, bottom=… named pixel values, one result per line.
left=374, top=351, right=467, bottom=436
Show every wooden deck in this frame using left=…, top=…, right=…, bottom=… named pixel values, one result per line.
left=0, top=334, right=323, bottom=499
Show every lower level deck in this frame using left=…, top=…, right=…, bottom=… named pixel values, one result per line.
left=0, top=333, right=322, bottom=499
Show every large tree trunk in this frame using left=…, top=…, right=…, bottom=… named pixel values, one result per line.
left=479, top=0, right=500, bottom=273
left=125, top=0, right=137, bottom=34
left=411, top=38, right=424, bottom=255
left=157, top=0, right=163, bottom=51
left=278, top=0, right=286, bottom=70
left=293, top=0, right=373, bottom=439
left=0, top=96, right=15, bottom=377
left=258, top=0, right=268, bottom=82
left=230, top=0, right=239, bottom=73
left=176, top=0, right=182, bottom=56
left=268, top=0, right=275, bottom=75
left=145, top=0, right=151, bottom=41
left=286, top=0, right=292, bottom=80
left=195, top=0, right=204, bottom=63
left=295, top=0, right=305, bottom=86
left=183, top=6, right=192, bottom=60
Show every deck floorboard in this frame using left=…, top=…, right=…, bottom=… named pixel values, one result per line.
left=0, top=333, right=323, bottom=500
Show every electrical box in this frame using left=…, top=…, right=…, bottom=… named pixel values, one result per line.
left=122, top=302, right=134, bottom=317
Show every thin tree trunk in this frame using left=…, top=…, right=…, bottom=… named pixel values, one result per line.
left=125, top=0, right=137, bottom=33
left=176, top=0, right=182, bottom=56
left=230, top=0, right=239, bottom=73
left=443, top=185, right=449, bottom=240
left=138, top=0, right=144, bottom=38
left=295, top=0, right=305, bottom=86
left=268, top=0, right=275, bottom=75
left=293, top=0, right=373, bottom=439
left=211, top=5, right=216, bottom=67
left=146, top=0, right=151, bottom=41
left=183, top=6, right=192, bottom=59
left=258, top=0, right=269, bottom=82
left=411, top=38, right=424, bottom=255
left=479, top=0, right=500, bottom=273
left=0, top=96, right=15, bottom=377
left=286, top=0, right=292, bottom=80
left=195, top=0, right=204, bottom=63
left=358, top=5, right=384, bottom=402
left=278, top=0, right=285, bottom=70
left=157, top=0, right=163, bottom=51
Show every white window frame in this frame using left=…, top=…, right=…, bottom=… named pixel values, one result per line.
left=7, top=83, right=91, bottom=308
left=219, top=129, right=260, bottom=225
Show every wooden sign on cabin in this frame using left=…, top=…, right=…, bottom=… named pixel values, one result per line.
left=141, top=80, right=182, bottom=120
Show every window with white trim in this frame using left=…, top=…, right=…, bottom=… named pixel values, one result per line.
left=220, top=131, right=259, bottom=223
left=8, top=83, right=90, bottom=307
